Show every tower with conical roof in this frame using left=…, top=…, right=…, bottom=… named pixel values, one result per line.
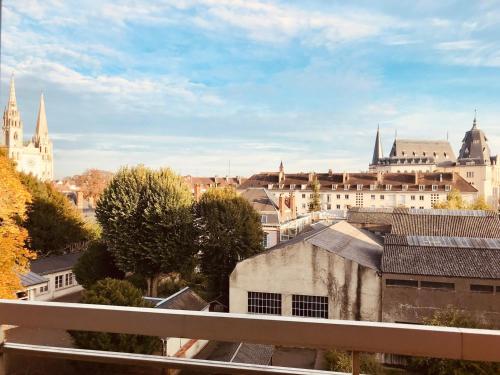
left=457, top=111, right=492, bottom=166
left=2, top=75, right=54, bottom=181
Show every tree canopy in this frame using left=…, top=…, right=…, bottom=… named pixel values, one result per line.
left=309, top=178, right=321, bottom=212
left=433, top=188, right=492, bottom=210
left=69, top=278, right=160, bottom=354
left=19, top=173, right=95, bottom=256
left=70, top=169, right=113, bottom=199
left=96, top=166, right=196, bottom=296
left=196, top=187, right=264, bottom=302
left=0, top=151, right=35, bottom=298
left=73, top=241, right=124, bottom=289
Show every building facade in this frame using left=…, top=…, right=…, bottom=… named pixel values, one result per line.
left=230, top=222, right=382, bottom=322
left=239, top=163, right=477, bottom=216
left=369, top=117, right=499, bottom=208
left=2, top=75, right=53, bottom=181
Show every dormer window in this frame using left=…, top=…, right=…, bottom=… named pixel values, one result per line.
left=279, top=184, right=284, bottom=189
left=357, top=184, right=363, bottom=190
left=290, top=184, right=296, bottom=190
left=301, top=184, right=307, bottom=190
left=402, top=184, right=408, bottom=191
left=419, top=185, right=425, bottom=191
left=432, top=185, right=438, bottom=191
left=369, top=184, right=376, bottom=190
left=267, top=184, right=274, bottom=189
left=445, top=185, right=451, bottom=192
left=261, top=215, right=268, bottom=224
left=385, top=184, right=392, bottom=191
left=344, top=184, right=350, bottom=191
left=331, top=184, right=338, bottom=190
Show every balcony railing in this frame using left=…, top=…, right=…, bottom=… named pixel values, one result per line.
left=1, top=299, right=500, bottom=374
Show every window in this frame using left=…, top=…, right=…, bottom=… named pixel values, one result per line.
left=411, top=195, right=415, bottom=200
left=419, top=195, right=424, bottom=201
left=419, top=185, right=425, bottom=191
left=262, top=235, right=268, bottom=248
left=39, top=285, right=48, bottom=293
left=290, top=184, right=296, bottom=190
left=302, top=203, right=306, bottom=209
left=292, top=295, right=328, bottom=319
left=445, top=185, right=451, bottom=192
left=302, top=194, right=306, bottom=198
left=421, top=281, right=454, bottom=290
left=248, top=292, right=282, bottom=315
left=65, top=272, right=74, bottom=286
left=261, top=215, right=268, bottom=224
left=386, top=279, right=418, bottom=288
left=336, top=204, right=340, bottom=209
left=402, top=184, right=408, bottom=191
left=344, top=194, right=349, bottom=199
left=357, top=184, right=363, bottom=190
left=336, top=194, right=341, bottom=199
left=301, top=184, right=307, bottom=190
left=344, top=184, right=350, bottom=190
left=470, top=284, right=494, bottom=293
left=385, top=184, right=392, bottom=191
left=369, top=184, right=376, bottom=190
left=331, top=184, right=338, bottom=190
left=310, top=194, right=314, bottom=198
left=55, top=275, right=64, bottom=289
left=466, top=171, right=474, bottom=178
left=371, top=194, right=375, bottom=200
left=432, top=185, right=438, bottom=191
left=380, top=195, right=385, bottom=200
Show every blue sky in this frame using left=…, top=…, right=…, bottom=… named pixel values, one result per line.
left=2, top=0, right=500, bottom=178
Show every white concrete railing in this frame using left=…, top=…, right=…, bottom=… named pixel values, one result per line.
left=1, top=299, right=500, bottom=375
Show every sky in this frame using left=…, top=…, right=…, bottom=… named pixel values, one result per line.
left=1, top=0, right=500, bottom=179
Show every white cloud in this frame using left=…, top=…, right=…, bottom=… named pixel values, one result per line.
left=435, top=40, right=479, bottom=51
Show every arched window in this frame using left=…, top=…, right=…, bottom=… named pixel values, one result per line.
left=13, top=132, right=18, bottom=140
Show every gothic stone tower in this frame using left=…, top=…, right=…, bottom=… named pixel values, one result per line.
left=2, top=75, right=54, bottom=181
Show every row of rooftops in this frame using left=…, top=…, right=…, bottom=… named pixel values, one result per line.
left=238, top=171, right=477, bottom=193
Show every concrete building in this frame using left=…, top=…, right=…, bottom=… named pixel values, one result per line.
left=381, top=208, right=500, bottom=327
left=240, top=188, right=311, bottom=249
left=2, top=75, right=53, bottom=181
left=369, top=116, right=500, bottom=208
left=239, top=162, right=477, bottom=216
left=20, top=252, right=84, bottom=301
left=230, top=221, right=383, bottom=322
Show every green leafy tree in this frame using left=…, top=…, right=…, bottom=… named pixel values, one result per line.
left=19, top=173, right=94, bottom=256
left=69, top=278, right=160, bottom=354
left=433, top=188, right=492, bottom=210
left=408, top=307, right=500, bottom=374
left=196, top=187, right=264, bottom=303
left=73, top=241, right=124, bottom=289
left=309, top=178, right=321, bottom=212
left=96, top=166, right=196, bottom=296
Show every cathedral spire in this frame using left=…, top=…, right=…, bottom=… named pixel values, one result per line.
left=8, top=73, right=17, bottom=108
left=472, top=109, right=477, bottom=129
left=371, top=125, right=383, bottom=165
left=35, top=92, right=49, bottom=140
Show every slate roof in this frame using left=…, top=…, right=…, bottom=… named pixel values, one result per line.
left=199, top=341, right=274, bottom=365
left=457, top=119, right=493, bottom=166
left=155, top=287, right=208, bottom=311
left=391, top=208, right=500, bottom=237
left=347, top=207, right=394, bottom=226
left=240, top=188, right=280, bottom=225
left=389, top=139, right=456, bottom=160
left=20, top=271, right=48, bottom=287
left=30, top=252, right=83, bottom=275
left=382, top=240, right=500, bottom=279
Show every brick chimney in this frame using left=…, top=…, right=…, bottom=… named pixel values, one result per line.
left=342, top=172, right=349, bottom=184
left=194, top=184, right=202, bottom=202
left=278, top=194, right=287, bottom=221
left=290, top=193, right=297, bottom=219
left=76, top=191, right=84, bottom=210
left=376, top=171, right=383, bottom=184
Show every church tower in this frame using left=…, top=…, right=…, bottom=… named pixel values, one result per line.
left=2, top=74, right=24, bottom=150
left=33, top=93, right=54, bottom=180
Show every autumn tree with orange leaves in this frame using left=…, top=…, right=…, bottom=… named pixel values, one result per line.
left=0, top=150, right=36, bottom=298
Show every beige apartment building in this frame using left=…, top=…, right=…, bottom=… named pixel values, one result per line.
left=239, top=163, right=477, bottom=216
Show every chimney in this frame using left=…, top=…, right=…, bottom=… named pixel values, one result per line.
left=194, top=184, right=202, bottom=202
left=76, top=191, right=84, bottom=210
left=376, top=171, right=383, bottom=184
left=439, top=173, right=443, bottom=183
left=342, top=172, right=349, bottom=184
left=290, top=193, right=297, bottom=219
left=328, top=169, right=333, bottom=177
left=308, top=172, right=315, bottom=182
left=452, top=172, right=456, bottom=183
left=414, top=171, right=419, bottom=185
left=278, top=194, right=287, bottom=221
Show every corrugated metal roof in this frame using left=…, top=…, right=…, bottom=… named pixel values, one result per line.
left=155, top=287, right=208, bottom=311
left=20, top=271, right=48, bottom=287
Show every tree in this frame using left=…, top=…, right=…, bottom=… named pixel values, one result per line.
left=196, top=187, right=264, bottom=303
left=19, top=173, right=95, bottom=256
left=71, top=169, right=113, bottom=200
left=324, top=350, right=385, bottom=375
left=73, top=241, right=124, bottom=289
left=408, top=307, right=500, bottom=375
left=309, top=178, right=321, bottom=212
left=433, top=188, right=492, bottom=210
left=0, top=151, right=36, bottom=298
left=69, top=278, right=160, bottom=354
left=96, top=166, right=196, bottom=296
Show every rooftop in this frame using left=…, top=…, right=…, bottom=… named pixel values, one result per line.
left=30, top=252, right=83, bottom=276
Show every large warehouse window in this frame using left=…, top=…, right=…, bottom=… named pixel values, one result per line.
left=248, top=292, right=282, bottom=315
left=292, top=294, right=328, bottom=319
